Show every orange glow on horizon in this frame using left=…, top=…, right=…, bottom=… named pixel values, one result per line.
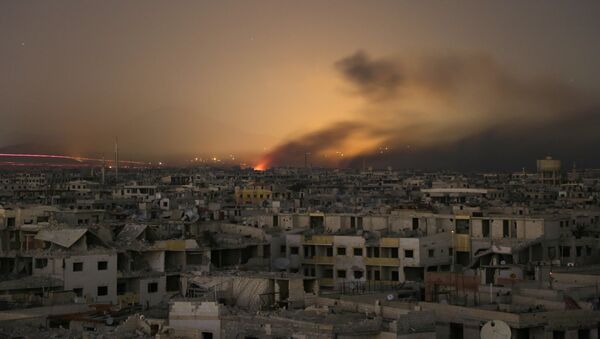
left=253, top=161, right=268, bottom=171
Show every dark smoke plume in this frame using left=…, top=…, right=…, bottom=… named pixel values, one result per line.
left=258, top=50, right=600, bottom=170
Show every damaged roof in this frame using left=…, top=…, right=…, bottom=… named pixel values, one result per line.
left=117, top=224, right=147, bottom=242
left=34, top=228, right=87, bottom=248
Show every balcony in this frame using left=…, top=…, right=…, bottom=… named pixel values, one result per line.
left=380, top=238, right=399, bottom=247
left=302, top=256, right=335, bottom=265
left=364, top=257, right=401, bottom=267
left=453, top=234, right=471, bottom=252
left=303, top=235, right=333, bottom=245
left=319, top=278, right=335, bottom=287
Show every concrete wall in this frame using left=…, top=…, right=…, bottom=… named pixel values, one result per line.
left=136, top=275, right=166, bottom=307
left=169, top=301, right=222, bottom=338
left=63, top=253, right=117, bottom=304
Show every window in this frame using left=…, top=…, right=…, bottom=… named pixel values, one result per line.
left=353, top=248, right=363, bottom=256
left=97, top=286, right=108, bottom=296
left=353, top=270, right=363, bottom=279
left=97, top=261, right=108, bottom=270
left=337, top=270, right=346, bottom=278
left=391, top=248, right=399, bottom=258
left=35, top=258, right=48, bottom=269
left=290, top=246, right=299, bottom=255
left=73, top=262, right=83, bottom=272
left=326, top=247, right=333, bottom=257
left=428, top=249, right=434, bottom=258
left=148, top=282, right=158, bottom=293
left=412, top=218, right=419, bottom=230
left=337, top=247, right=346, bottom=255
left=548, top=247, right=556, bottom=259
left=202, top=332, right=213, bottom=339
left=502, top=220, right=509, bottom=237
left=73, top=288, right=83, bottom=297
left=404, top=250, right=414, bottom=258
left=482, top=220, right=490, bottom=237
left=280, top=245, right=286, bottom=254
left=374, top=270, right=381, bottom=281
left=117, top=283, right=126, bottom=295
left=576, top=246, right=582, bottom=257
left=449, top=248, right=454, bottom=256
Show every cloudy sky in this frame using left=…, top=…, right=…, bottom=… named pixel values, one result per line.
left=2, top=1, right=599, bottom=169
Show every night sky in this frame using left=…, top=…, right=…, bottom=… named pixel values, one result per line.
left=2, top=1, right=600, bottom=169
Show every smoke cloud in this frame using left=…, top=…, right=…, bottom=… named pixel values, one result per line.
left=259, top=51, right=600, bottom=170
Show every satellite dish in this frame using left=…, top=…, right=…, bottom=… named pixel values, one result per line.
left=480, top=320, right=511, bottom=339
left=274, top=258, right=290, bottom=270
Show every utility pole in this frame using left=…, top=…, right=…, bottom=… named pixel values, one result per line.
left=451, top=229, right=455, bottom=270
left=114, top=137, right=119, bottom=182
left=101, top=155, right=105, bottom=185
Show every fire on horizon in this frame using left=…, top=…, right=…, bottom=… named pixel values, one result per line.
left=1, top=1, right=600, bottom=170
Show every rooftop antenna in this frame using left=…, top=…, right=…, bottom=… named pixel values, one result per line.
left=114, top=137, right=119, bottom=182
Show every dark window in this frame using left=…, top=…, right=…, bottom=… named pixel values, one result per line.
left=548, top=247, right=556, bottom=259
left=202, top=333, right=213, bottom=339
left=280, top=245, right=286, bottom=254
left=482, top=220, right=490, bottom=237
left=353, top=270, right=363, bottom=279
left=303, top=246, right=311, bottom=257
left=337, top=270, right=346, bottom=278
left=337, top=247, right=346, bottom=255
left=97, top=261, right=108, bottom=270
left=391, top=248, right=399, bottom=258
left=148, top=282, right=158, bottom=293
left=428, top=249, right=434, bottom=258
left=326, top=247, right=333, bottom=257
left=73, top=288, right=83, bottom=297
left=391, top=271, right=399, bottom=281
left=73, top=262, right=83, bottom=272
left=35, top=258, right=48, bottom=269
left=404, top=250, right=414, bottom=258
left=117, top=283, right=126, bottom=295
left=503, top=220, right=510, bottom=237
left=353, top=248, right=363, bottom=256
left=412, top=218, right=419, bottom=230
left=97, top=286, right=108, bottom=296
left=290, top=246, right=299, bottom=255
left=374, top=270, right=381, bottom=281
